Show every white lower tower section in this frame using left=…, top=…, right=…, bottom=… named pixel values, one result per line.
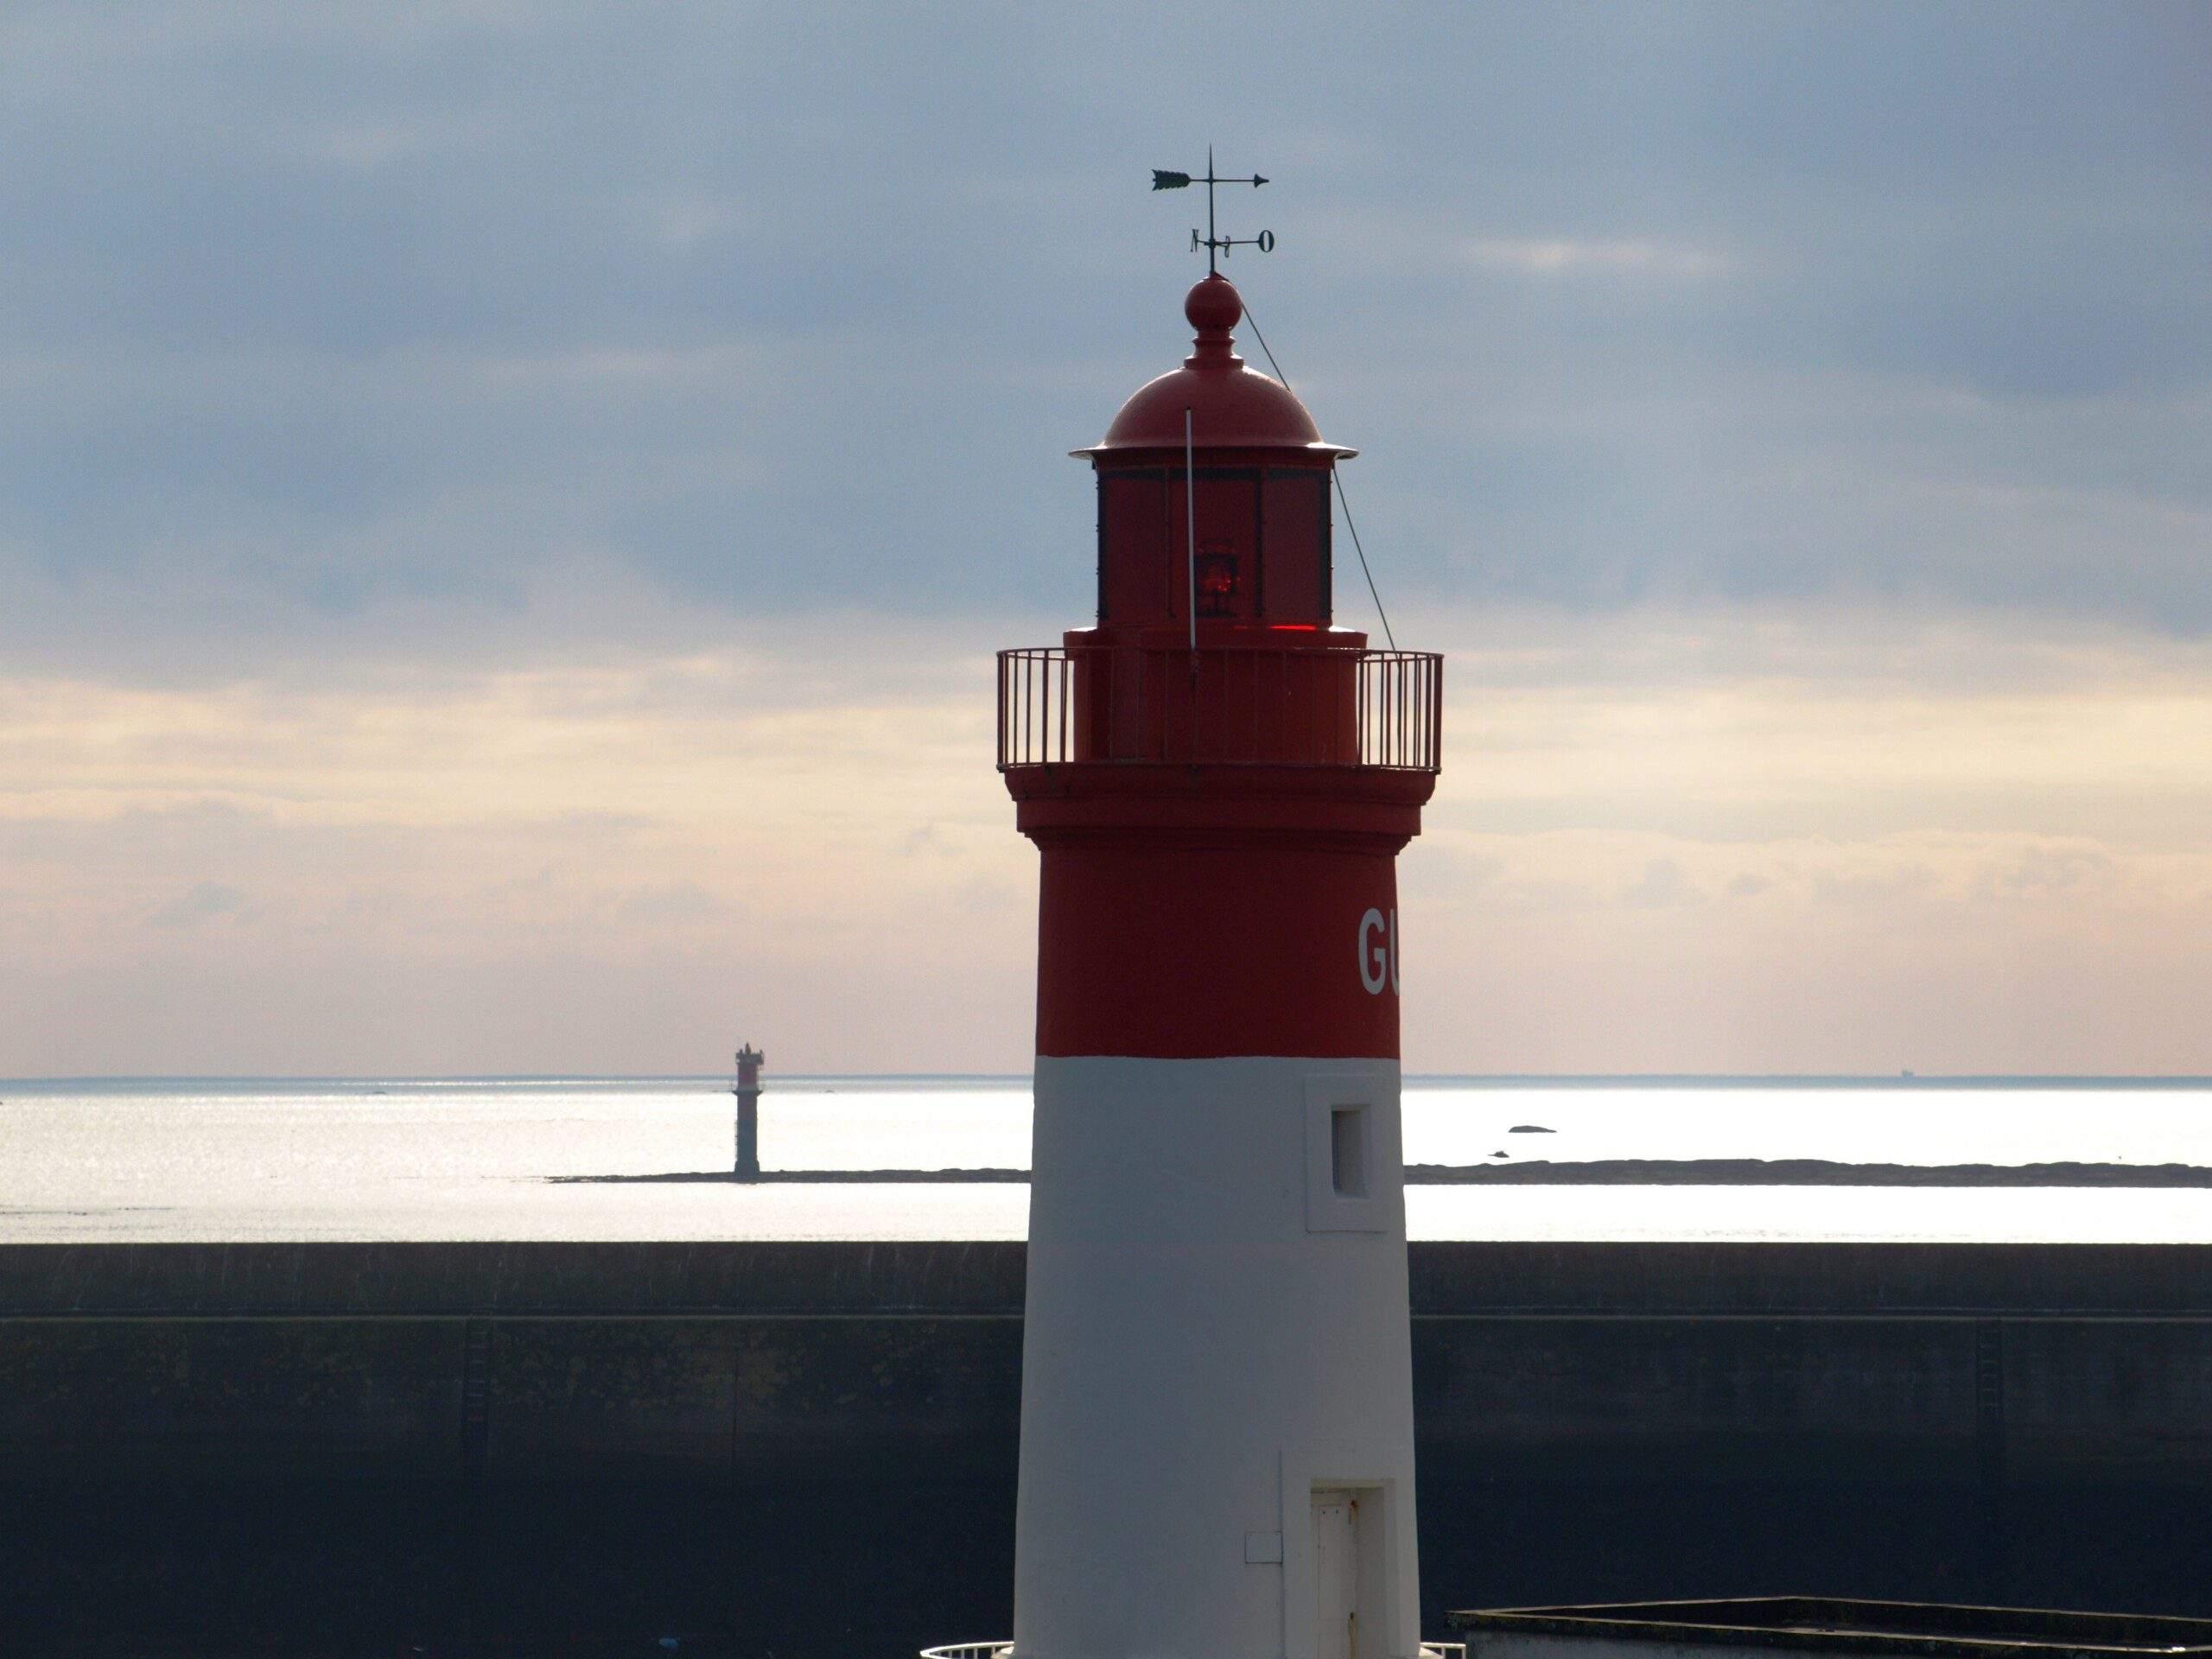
left=1013, top=1055, right=1420, bottom=1659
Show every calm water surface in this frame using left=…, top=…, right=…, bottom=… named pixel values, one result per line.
left=3, top=1075, right=2210, bottom=1243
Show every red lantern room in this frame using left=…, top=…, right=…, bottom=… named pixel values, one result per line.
left=1001, top=269, right=1435, bottom=784
left=1073, top=272, right=1353, bottom=642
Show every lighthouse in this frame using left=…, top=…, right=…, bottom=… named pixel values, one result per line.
left=990, top=248, right=1442, bottom=1659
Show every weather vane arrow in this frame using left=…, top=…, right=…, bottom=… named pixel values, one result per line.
left=1150, top=147, right=1273, bottom=274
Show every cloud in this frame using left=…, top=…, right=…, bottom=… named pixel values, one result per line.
left=1620, top=858, right=1695, bottom=908
left=301, top=112, right=512, bottom=173
left=148, top=880, right=250, bottom=930
left=1465, top=238, right=1732, bottom=280
left=614, top=880, right=729, bottom=925
left=1971, top=843, right=2120, bottom=905
left=0, top=0, right=2202, bottom=671
left=7, top=607, right=2212, bottom=1072
left=0, top=3, right=2207, bottom=1073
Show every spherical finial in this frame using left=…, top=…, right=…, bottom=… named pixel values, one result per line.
left=1185, top=273, right=1243, bottom=338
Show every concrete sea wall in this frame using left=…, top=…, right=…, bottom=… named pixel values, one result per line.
left=3, top=1240, right=2209, bottom=1655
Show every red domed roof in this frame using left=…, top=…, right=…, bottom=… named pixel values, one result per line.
left=1075, top=274, right=1355, bottom=459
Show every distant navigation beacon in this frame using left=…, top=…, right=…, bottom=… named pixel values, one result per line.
left=732, top=1045, right=763, bottom=1179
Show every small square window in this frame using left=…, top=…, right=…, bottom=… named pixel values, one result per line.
left=1305, top=1077, right=1392, bottom=1233
left=1331, top=1107, right=1367, bottom=1197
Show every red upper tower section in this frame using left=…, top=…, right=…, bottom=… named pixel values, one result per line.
left=999, top=272, right=1443, bottom=1059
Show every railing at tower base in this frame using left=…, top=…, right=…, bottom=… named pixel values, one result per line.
left=923, top=1642, right=1468, bottom=1657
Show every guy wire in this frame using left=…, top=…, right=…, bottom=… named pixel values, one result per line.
left=1236, top=299, right=1398, bottom=652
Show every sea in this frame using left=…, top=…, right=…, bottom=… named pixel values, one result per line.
left=4, top=1075, right=2212, bottom=1245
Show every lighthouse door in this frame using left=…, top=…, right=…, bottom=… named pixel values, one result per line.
left=1311, top=1489, right=1362, bottom=1659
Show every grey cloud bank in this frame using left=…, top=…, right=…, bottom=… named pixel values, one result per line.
left=0, top=0, right=2206, bottom=671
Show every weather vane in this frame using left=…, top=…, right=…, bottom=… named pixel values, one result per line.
left=1151, top=147, right=1273, bottom=274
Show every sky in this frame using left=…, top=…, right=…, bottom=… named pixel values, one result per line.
left=3, top=1, right=2208, bottom=1077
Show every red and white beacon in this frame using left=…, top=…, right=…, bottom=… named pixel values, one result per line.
left=995, top=261, right=1443, bottom=1659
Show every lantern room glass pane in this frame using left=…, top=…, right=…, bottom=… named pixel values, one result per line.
left=1262, top=468, right=1331, bottom=626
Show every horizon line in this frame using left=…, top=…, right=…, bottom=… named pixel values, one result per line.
left=10, top=1071, right=2212, bottom=1091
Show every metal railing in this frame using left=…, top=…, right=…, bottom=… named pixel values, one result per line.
left=997, top=645, right=1441, bottom=773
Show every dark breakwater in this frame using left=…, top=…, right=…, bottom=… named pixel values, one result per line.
left=3, top=1240, right=2209, bottom=1656
left=1408, top=1160, right=2212, bottom=1185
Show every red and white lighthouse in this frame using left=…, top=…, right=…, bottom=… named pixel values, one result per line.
left=996, top=270, right=1442, bottom=1659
